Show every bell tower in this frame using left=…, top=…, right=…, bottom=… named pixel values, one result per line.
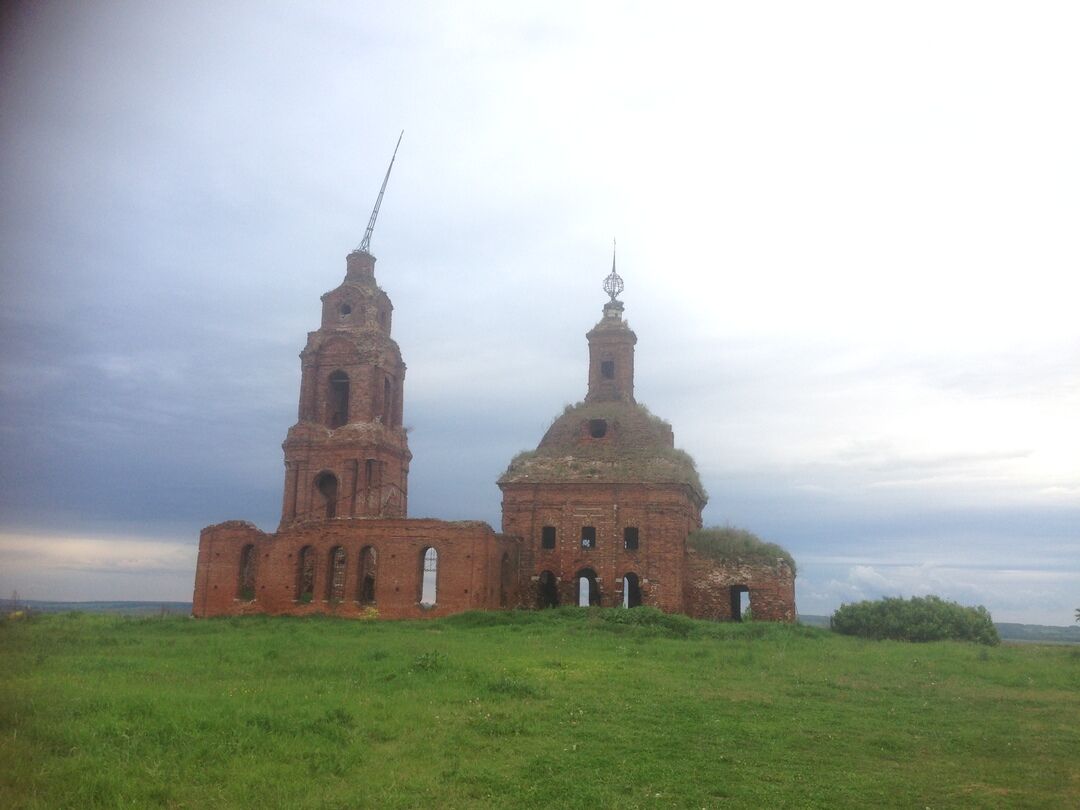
left=279, top=136, right=411, bottom=527
left=585, top=243, right=637, bottom=403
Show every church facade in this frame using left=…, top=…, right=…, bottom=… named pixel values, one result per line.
left=192, top=244, right=796, bottom=622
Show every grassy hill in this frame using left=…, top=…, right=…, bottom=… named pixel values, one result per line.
left=1, top=609, right=1077, bottom=808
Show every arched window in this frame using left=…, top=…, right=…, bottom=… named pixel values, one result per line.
left=622, top=573, right=642, bottom=608
left=315, top=472, right=338, bottom=519
left=575, top=568, right=600, bottom=607
left=326, top=546, right=346, bottom=602
left=237, top=544, right=256, bottom=601
left=358, top=546, right=377, bottom=604
left=297, top=546, right=315, bottom=603
left=420, top=547, right=438, bottom=606
left=537, top=570, right=558, bottom=609
left=328, top=371, right=349, bottom=428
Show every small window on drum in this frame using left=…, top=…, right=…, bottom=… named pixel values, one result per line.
left=339, top=303, right=352, bottom=318
left=588, top=419, right=607, bottom=439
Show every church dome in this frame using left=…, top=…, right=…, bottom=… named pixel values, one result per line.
left=498, top=399, right=706, bottom=501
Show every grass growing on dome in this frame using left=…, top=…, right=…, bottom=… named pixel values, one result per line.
left=688, top=526, right=796, bottom=574
left=500, top=401, right=706, bottom=497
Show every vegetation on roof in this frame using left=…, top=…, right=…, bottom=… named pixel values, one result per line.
left=687, top=526, right=796, bottom=574
left=499, top=400, right=706, bottom=499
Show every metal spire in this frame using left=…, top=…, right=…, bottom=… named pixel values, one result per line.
left=602, top=238, right=624, bottom=302
left=357, top=130, right=404, bottom=254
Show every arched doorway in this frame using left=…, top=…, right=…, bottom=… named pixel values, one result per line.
left=622, top=573, right=641, bottom=608
left=575, top=568, right=600, bottom=607
left=537, top=570, right=558, bottom=608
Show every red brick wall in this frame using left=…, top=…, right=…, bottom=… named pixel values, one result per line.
left=682, top=548, right=796, bottom=622
left=193, top=518, right=520, bottom=619
left=501, top=482, right=701, bottom=612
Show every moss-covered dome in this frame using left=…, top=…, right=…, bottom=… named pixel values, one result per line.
left=498, top=400, right=706, bottom=501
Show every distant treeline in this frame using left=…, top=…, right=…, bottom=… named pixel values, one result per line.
left=10, top=600, right=193, bottom=615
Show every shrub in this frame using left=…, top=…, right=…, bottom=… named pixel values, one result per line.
left=687, top=526, right=796, bottom=574
left=831, top=595, right=999, bottom=646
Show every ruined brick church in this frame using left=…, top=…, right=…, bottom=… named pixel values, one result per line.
left=193, top=186, right=796, bottom=622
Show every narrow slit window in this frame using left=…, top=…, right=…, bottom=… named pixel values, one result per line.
left=237, top=544, right=256, bottom=601
left=601, top=360, right=615, bottom=379
left=358, top=546, right=377, bottom=604
left=297, top=546, right=315, bottom=603
left=327, top=546, right=346, bottom=602
left=328, top=371, right=349, bottom=428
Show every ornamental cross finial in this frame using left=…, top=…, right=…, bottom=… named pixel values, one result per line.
left=602, top=238, right=624, bottom=302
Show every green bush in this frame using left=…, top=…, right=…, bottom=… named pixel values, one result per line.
left=831, top=595, right=999, bottom=646
left=687, top=526, right=796, bottom=574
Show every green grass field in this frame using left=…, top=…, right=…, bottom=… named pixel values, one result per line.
left=2, top=609, right=1077, bottom=809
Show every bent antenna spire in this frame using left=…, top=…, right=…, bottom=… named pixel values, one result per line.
left=357, top=130, right=404, bottom=254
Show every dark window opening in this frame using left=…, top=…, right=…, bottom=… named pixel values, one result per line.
left=339, top=303, right=352, bottom=317
left=730, top=585, right=750, bottom=622
left=575, top=568, right=600, bottom=607
left=601, top=360, right=615, bottom=379
left=358, top=546, right=377, bottom=604
left=541, top=526, right=556, bottom=550
left=623, top=573, right=642, bottom=608
left=623, top=527, right=639, bottom=551
left=237, top=544, right=256, bottom=601
left=420, top=547, right=438, bottom=606
left=537, top=570, right=558, bottom=609
left=328, top=371, right=349, bottom=428
left=327, top=546, right=346, bottom=602
left=581, top=526, right=596, bottom=550
left=315, top=472, right=338, bottom=519
left=378, top=310, right=387, bottom=328
left=588, top=419, right=607, bottom=438
left=297, top=546, right=315, bottom=603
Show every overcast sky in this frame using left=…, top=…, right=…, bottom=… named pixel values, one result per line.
left=1, top=1, right=1077, bottom=624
